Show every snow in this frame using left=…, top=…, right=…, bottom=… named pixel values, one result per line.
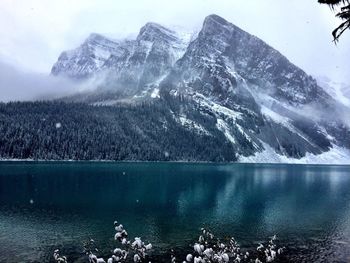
left=193, top=93, right=242, bottom=121
left=261, top=106, right=289, bottom=124
left=170, top=28, right=193, bottom=62
left=240, top=142, right=350, bottom=165
left=140, top=40, right=154, bottom=59
left=92, top=46, right=112, bottom=67
left=285, top=73, right=294, bottom=79
left=248, top=84, right=329, bottom=148
left=88, top=35, right=127, bottom=62
left=224, top=57, right=246, bottom=85
left=216, top=119, right=236, bottom=144
left=177, top=115, right=211, bottom=136
left=260, top=105, right=319, bottom=148
left=53, top=34, right=131, bottom=77
left=317, top=76, right=350, bottom=107
left=235, top=123, right=260, bottom=149
left=93, top=99, right=120, bottom=106
left=192, top=92, right=261, bottom=147
left=150, top=88, right=160, bottom=98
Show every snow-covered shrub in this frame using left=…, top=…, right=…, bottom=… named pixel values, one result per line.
left=54, top=222, right=284, bottom=263
left=53, top=249, right=67, bottom=263
left=172, top=228, right=285, bottom=263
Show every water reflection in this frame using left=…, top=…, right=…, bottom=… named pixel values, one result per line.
left=0, top=162, right=349, bottom=262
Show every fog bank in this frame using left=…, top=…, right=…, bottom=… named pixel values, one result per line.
left=0, top=61, right=94, bottom=102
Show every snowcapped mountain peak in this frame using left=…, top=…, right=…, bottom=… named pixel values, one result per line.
left=51, top=33, right=125, bottom=78
left=201, top=14, right=240, bottom=37
left=203, top=14, right=230, bottom=28
left=137, top=22, right=178, bottom=43
left=85, top=33, right=108, bottom=43
left=82, top=33, right=122, bottom=51
left=52, top=14, right=329, bottom=107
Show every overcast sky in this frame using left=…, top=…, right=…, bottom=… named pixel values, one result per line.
left=0, top=0, right=349, bottom=83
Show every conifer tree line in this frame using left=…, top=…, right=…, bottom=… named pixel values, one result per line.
left=0, top=97, right=237, bottom=162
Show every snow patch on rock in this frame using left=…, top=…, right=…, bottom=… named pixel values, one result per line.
left=216, top=119, right=236, bottom=144
left=177, top=115, right=211, bottom=136
left=151, top=88, right=160, bottom=98
left=240, top=142, right=350, bottom=165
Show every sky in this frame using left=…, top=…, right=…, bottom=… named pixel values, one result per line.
left=0, top=0, right=349, bottom=89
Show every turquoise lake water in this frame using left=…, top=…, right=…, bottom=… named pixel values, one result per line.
left=0, top=162, right=349, bottom=262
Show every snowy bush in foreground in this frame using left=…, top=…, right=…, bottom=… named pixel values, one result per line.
left=172, top=228, right=284, bottom=263
left=54, top=221, right=284, bottom=263
left=80, top=221, right=152, bottom=263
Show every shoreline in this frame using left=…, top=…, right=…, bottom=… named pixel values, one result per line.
left=0, top=158, right=349, bottom=166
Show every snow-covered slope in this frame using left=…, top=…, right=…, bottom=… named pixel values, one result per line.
left=317, top=76, right=350, bottom=108
left=240, top=143, right=350, bottom=165
left=51, top=33, right=131, bottom=78
left=51, top=14, right=350, bottom=164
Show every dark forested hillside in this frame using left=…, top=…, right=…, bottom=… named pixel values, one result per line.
left=0, top=99, right=237, bottom=162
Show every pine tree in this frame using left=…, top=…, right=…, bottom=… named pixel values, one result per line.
left=319, top=0, right=350, bottom=42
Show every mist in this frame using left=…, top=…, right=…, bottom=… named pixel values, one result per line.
left=1, top=0, right=350, bottom=83
left=0, top=61, right=96, bottom=102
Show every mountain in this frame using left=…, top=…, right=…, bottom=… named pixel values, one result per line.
left=2, top=14, right=349, bottom=163
left=52, top=23, right=191, bottom=100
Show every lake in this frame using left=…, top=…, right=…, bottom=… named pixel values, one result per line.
left=0, top=162, right=349, bottom=262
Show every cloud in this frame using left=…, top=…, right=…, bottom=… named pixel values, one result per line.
left=0, top=61, right=88, bottom=102
left=0, top=0, right=349, bottom=83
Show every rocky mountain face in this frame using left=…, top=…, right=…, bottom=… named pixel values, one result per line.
left=52, top=23, right=190, bottom=97
left=51, top=14, right=350, bottom=163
